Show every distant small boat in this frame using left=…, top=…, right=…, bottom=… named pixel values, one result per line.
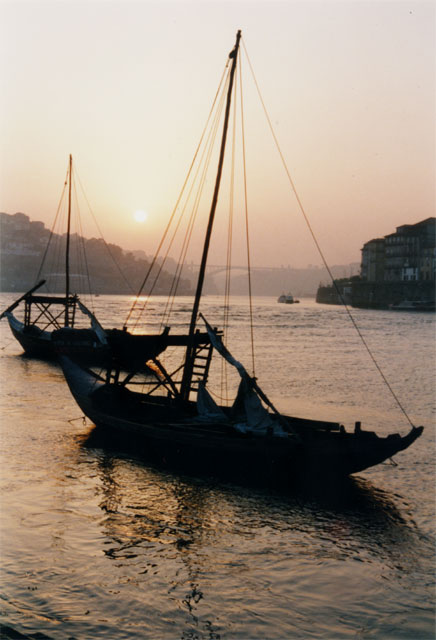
left=278, top=293, right=299, bottom=304
left=390, top=300, right=435, bottom=312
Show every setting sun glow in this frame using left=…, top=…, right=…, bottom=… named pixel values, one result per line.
left=133, top=209, right=148, bottom=223
left=1, top=2, right=434, bottom=267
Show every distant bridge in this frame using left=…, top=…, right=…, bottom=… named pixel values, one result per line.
left=185, top=264, right=289, bottom=277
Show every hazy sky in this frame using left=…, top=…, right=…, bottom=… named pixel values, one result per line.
left=1, top=0, right=434, bottom=268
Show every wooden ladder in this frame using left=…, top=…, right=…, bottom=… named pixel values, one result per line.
left=190, top=342, right=214, bottom=392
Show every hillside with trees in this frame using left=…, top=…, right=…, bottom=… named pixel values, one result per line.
left=1, top=212, right=360, bottom=297
left=0, top=212, right=193, bottom=295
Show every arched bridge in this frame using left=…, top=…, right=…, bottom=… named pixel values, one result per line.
left=185, top=264, right=285, bottom=277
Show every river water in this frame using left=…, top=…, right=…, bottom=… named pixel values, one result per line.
left=0, top=295, right=434, bottom=639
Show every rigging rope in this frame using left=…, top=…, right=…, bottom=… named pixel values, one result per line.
left=124, top=64, right=229, bottom=330
left=128, top=67, right=230, bottom=335
left=48, top=195, right=67, bottom=294
left=71, top=174, right=94, bottom=311
left=241, top=38, right=415, bottom=428
left=35, top=158, right=131, bottom=318
left=238, top=51, right=256, bottom=377
left=220, top=68, right=238, bottom=404
left=124, top=50, right=258, bottom=401
left=159, top=74, right=230, bottom=331
left=75, top=170, right=135, bottom=296
left=35, top=165, right=69, bottom=287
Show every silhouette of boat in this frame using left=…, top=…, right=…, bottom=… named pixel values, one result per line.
left=278, top=293, right=299, bottom=304
left=57, top=31, right=423, bottom=484
left=1, top=156, right=108, bottom=362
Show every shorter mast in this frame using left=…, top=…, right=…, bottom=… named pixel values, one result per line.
left=180, top=30, right=242, bottom=401
left=65, top=154, right=72, bottom=326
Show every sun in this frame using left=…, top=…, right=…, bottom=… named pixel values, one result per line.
left=133, top=209, right=148, bottom=223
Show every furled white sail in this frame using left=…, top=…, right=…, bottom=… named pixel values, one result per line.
left=196, top=382, right=227, bottom=422
left=202, top=316, right=289, bottom=437
left=77, top=301, right=107, bottom=344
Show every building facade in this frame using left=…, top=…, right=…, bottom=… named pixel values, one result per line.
left=360, top=238, right=385, bottom=282
left=361, top=218, right=435, bottom=283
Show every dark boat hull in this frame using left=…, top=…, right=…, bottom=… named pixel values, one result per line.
left=6, top=314, right=54, bottom=358
left=6, top=313, right=109, bottom=364
left=59, top=356, right=423, bottom=483
left=390, top=301, right=435, bottom=311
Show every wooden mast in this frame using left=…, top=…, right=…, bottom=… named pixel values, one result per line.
left=65, top=154, right=72, bottom=326
left=181, top=30, right=241, bottom=401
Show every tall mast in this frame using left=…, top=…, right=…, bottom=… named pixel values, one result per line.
left=65, top=154, right=72, bottom=326
left=181, top=30, right=241, bottom=400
